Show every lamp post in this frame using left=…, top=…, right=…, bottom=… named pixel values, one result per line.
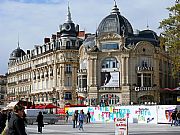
left=76, top=92, right=78, bottom=105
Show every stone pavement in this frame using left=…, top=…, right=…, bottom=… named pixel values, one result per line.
left=26, top=122, right=180, bottom=135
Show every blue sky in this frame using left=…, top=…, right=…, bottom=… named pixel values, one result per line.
left=0, top=0, right=175, bottom=74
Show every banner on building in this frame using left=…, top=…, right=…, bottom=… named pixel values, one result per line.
left=101, top=72, right=119, bottom=87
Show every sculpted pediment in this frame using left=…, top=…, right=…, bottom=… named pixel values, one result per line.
left=135, top=41, right=155, bottom=54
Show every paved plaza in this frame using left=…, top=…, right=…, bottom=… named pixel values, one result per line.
left=26, top=122, right=180, bottom=135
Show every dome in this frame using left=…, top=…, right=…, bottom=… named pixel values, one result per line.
left=138, top=30, right=159, bottom=40
left=10, top=47, right=26, bottom=60
left=97, top=3, right=133, bottom=36
left=59, top=4, right=79, bottom=37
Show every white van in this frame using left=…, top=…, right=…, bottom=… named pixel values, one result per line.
left=24, top=109, right=59, bottom=125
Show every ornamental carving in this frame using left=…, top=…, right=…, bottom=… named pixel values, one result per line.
left=98, top=33, right=121, bottom=41
left=135, top=41, right=154, bottom=54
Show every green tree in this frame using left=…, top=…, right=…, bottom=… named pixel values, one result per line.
left=159, top=1, right=180, bottom=76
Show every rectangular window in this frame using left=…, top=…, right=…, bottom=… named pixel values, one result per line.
left=66, top=64, right=72, bottom=73
left=143, top=73, right=151, bottom=87
left=65, top=76, right=72, bottom=86
left=64, top=92, right=72, bottom=100
left=137, top=74, right=141, bottom=87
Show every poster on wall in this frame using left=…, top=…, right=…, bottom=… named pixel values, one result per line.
left=65, top=105, right=158, bottom=124
left=101, top=72, right=119, bottom=87
left=157, top=105, right=177, bottom=124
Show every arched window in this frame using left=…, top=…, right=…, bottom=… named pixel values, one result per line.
left=102, top=57, right=119, bottom=69
left=100, top=94, right=119, bottom=106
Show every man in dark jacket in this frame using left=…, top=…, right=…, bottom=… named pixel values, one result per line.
left=8, top=104, right=27, bottom=135
left=36, top=111, right=44, bottom=133
left=0, top=108, right=3, bottom=133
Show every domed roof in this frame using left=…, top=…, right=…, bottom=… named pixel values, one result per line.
left=138, top=30, right=158, bottom=40
left=59, top=4, right=79, bottom=37
left=97, top=2, right=133, bottom=36
left=10, top=46, right=26, bottom=60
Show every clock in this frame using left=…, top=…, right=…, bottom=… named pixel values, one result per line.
left=64, top=24, right=71, bottom=31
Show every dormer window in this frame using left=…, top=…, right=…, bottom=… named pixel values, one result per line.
left=66, top=41, right=71, bottom=49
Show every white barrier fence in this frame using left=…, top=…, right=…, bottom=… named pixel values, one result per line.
left=65, top=105, right=180, bottom=124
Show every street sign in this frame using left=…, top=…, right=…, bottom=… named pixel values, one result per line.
left=114, top=117, right=128, bottom=135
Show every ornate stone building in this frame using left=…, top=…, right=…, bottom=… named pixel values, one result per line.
left=6, top=2, right=179, bottom=107
left=77, top=2, right=179, bottom=106
left=0, top=75, right=7, bottom=105
left=7, top=5, right=83, bottom=107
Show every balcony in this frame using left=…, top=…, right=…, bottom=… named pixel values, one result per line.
left=7, top=82, right=17, bottom=86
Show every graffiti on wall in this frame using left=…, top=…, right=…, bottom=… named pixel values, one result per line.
left=65, top=105, right=157, bottom=124
left=134, top=107, right=154, bottom=123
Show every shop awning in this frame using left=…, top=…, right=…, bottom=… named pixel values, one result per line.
left=78, top=96, right=85, bottom=100
left=6, top=101, right=18, bottom=109
left=160, top=87, right=180, bottom=91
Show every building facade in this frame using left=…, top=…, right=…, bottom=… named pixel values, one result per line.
left=7, top=5, right=83, bottom=107
left=77, top=3, right=180, bottom=106
left=0, top=75, right=7, bottom=105
left=6, top=2, right=179, bottom=107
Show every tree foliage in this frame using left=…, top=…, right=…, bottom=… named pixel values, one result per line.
left=159, top=2, right=180, bottom=76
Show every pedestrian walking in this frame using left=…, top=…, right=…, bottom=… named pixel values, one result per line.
left=72, top=112, right=76, bottom=128
left=66, top=111, right=69, bottom=122
left=171, top=111, right=177, bottom=126
left=36, top=111, right=44, bottom=133
left=7, top=104, right=27, bottom=135
left=0, top=108, right=3, bottom=134
left=1, top=109, right=7, bottom=132
left=74, top=110, right=79, bottom=128
left=78, top=110, right=85, bottom=131
left=86, top=110, right=91, bottom=123
left=176, top=110, right=180, bottom=126
left=8, top=109, right=13, bottom=122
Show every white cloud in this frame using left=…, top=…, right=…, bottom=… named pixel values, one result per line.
left=0, top=0, right=175, bottom=74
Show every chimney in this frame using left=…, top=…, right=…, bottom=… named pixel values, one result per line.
left=78, top=31, right=85, bottom=39
left=57, top=32, right=61, bottom=38
left=51, top=34, right=56, bottom=40
left=44, top=38, right=50, bottom=44
left=27, top=50, right=30, bottom=54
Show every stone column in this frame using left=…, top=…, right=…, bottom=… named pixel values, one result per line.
left=121, top=57, right=125, bottom=85
left=126, top=57, right=129, bottom=85
left=141, top=73, right=143, bottom=87
left=53, top=64, right=57, bottom=88
left=93, top=58, right=97, bottom=86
